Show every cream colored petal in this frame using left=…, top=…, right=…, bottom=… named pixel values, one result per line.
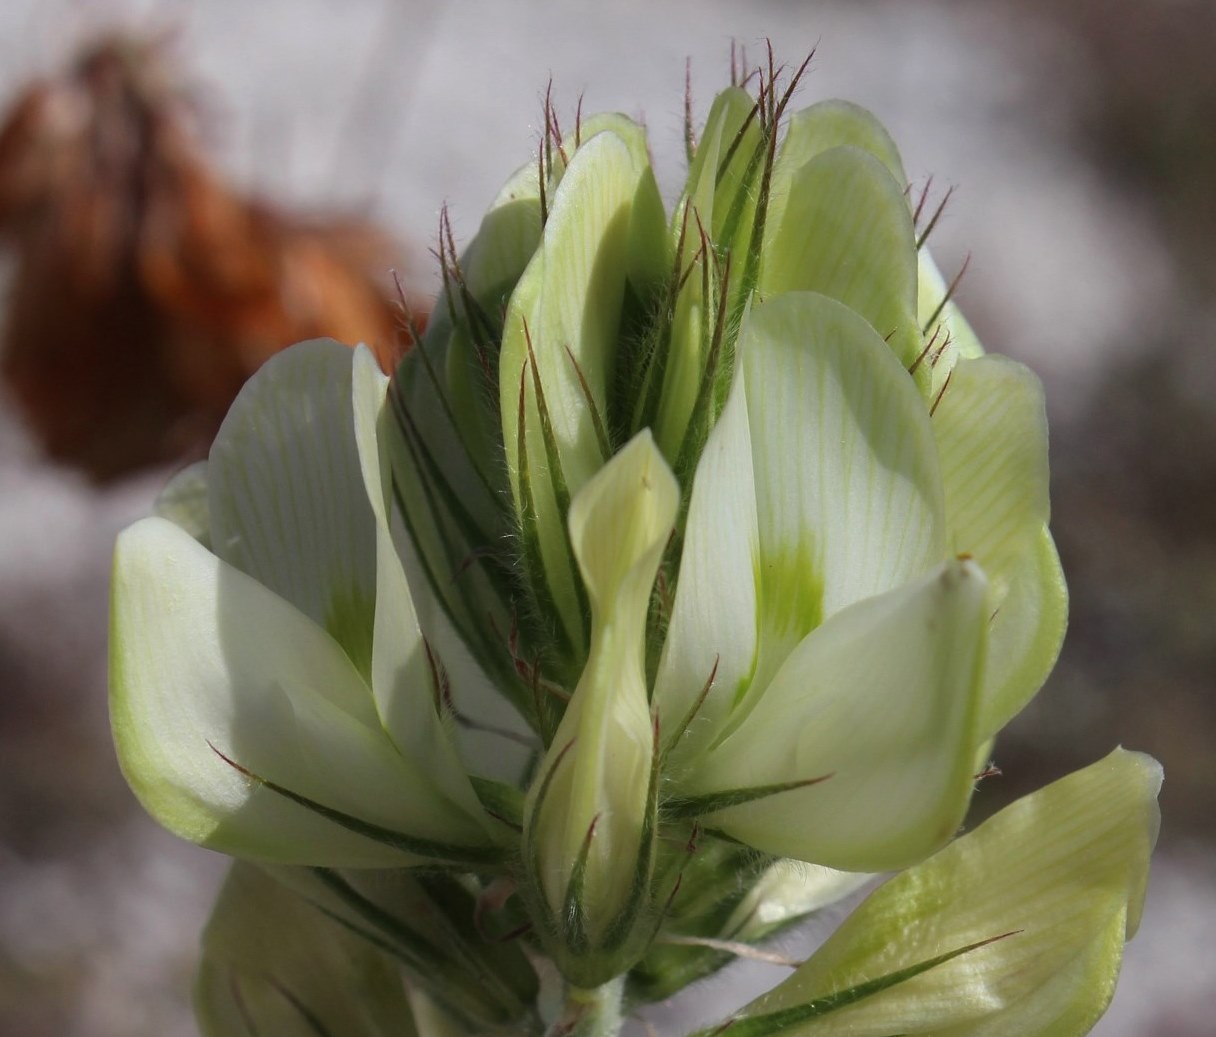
left=736, top=749, right=1162, bottom=1037
left=208, top=339, right=378, bottom=679
left=697, top=559, right=987, bottom=872
left=653, top=361, right=759, bottom=762
left=153, top=460, right=210, bottom=546
left=741, top=291, right=945, bottom=634
left=761, top=147, right=920, bottom=369
left=111, top=517, right=492, bottom=865
left=981, top=525, right=1068, bottom=739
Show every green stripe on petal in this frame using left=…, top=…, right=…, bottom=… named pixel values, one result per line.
left=208, top=339, right=378, bottom=680
left=110, top=517, right=492, bottom=865
left=740, top=292, right=946, bottom=680
left=735, top=749, right=1161, bottom=1037
left=760, top=147, right=921, bottom=369
left=692, top=558, right=987, bottom=872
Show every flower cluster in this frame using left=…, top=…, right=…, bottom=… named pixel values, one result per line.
left=110, top=55, right=1160, bottom=1037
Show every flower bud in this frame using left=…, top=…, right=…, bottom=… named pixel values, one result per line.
left=522, top=431, right=678, bottom=985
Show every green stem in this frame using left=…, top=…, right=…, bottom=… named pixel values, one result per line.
left=546, top=976, right=625, bottom=1037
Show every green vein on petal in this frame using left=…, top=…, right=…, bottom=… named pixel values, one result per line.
left=981, top=524, right=1068, bottom=739
left=933, top=354, right=1050, bottom=597
left=737, top=749, right=1161, bottom=1037
left=207, top=340, right=378, bottom=680
left=760, top=147, right=920, bottom=369
left=741, top=291, right=945, bottom=652
left=693, top=558, right=987, bottom=872
left=110, top=517, right=491, bottom=865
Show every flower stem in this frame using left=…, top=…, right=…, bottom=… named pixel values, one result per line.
left=547, top=976, right=626, bottom=1037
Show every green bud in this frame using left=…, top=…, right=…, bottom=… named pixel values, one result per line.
left=522, top=431, right=678, bottom=985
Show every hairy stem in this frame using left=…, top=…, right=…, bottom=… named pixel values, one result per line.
left=546, top=976, right=626, bottom=1037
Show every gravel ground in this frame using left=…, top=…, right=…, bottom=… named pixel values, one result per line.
left=1, top=2, right=1211, bottom=1034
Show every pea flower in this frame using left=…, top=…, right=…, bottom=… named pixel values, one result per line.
left=110, top=53, right=1159, bottom=1037
left=701, top=748, right=1161, bottom=1037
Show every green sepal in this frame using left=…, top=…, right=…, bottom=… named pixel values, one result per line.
left=727, top=749, right=1161, bottom=1036
left=470, top=776, right=526, bottom=831
left=695, top=933, right=1017, bottom=1037
left=500, top=126, right=657, bottom=666
left=209, top=745, right=502, bottom=867
left=662, top=775, right=832, bottom=820
left=194, top=863, right=416, bottom=1037
left=385, top=371, right=524, bottom=713
left=561, top=814, right=599, bottom=954
left=261, top=866, right=539, bottom=1030
left=627, top=834, right=772, bottom=1004
left=918, top=246, right=987, bottom=397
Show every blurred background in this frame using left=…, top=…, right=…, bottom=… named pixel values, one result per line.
left=0, top=1, right=1212, bottom=1034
